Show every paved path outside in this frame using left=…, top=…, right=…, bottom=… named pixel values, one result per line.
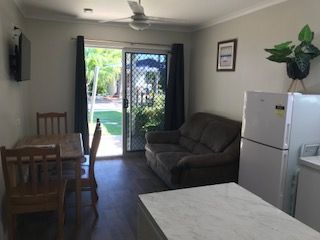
left=89, top=96, right=123, bottom=157
left=88, top=96, right=122, bottom=111
left=96, top=135, right=122, bottom=157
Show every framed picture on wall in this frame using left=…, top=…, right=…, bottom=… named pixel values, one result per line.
left=216, top=39, right=237, bottom=71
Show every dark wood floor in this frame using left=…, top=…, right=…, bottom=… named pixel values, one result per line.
left=16, top=154, right=169, bottom=240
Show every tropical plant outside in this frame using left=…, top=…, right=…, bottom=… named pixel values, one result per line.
left=85, top=47, right=122, bottom=95
left=134, top=89, right=165, bottom=137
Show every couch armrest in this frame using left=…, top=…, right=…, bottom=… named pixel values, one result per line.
left=177, top=153, right=237, bottom=169
left=145, top=130, right=180, bottom=144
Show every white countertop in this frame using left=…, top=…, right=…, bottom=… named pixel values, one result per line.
left=300, top=155, right=320, bottom=171
left=139, top=183, right=320, bottom=240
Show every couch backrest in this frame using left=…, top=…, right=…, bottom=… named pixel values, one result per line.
left=179, top=112, right=241, bottom=153
left=179, top=113, right=213, bottom=151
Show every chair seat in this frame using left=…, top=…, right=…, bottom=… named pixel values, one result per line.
left=10, top=180, right=67, bottom=213
left=11, top=181, right=63, bottom=196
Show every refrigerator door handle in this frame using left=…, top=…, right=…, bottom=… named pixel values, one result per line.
left=279, top=151, right=288, bottom=209
left=285, top=123, right=291, bottom=148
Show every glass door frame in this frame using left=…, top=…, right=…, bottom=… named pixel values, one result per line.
left=121, top=48, right=170, bottom=156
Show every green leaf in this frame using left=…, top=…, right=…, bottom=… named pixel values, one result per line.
left=274, top=41, right=292, bottom=50
left=298, top=25, right=314, bottom=43
left=294, top=44, right=302, bottom=55
left=301, top=44, right=320, bottom=59
left=265, top=48, right=292, bottom=56
left=267, top=55, right=290, bottom=63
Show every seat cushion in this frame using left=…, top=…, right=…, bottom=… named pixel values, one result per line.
left=200, top=120, right=240, bottom=153
left=192, top=143, right=213, bottom=154
left=155, top=151, right=193, bottom=185
left=145, top=143, right=188, bottom=155
left=156, top=152, right=193, bottom=172
left=179, top=136, right=197, bottom=152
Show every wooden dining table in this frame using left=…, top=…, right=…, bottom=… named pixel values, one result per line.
left=15, top=133, right=84, bottom=224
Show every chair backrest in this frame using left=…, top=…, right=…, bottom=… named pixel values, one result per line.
left=89, top=119, right=102, bottom=178
left=1, top=145, right=62, bottom=198
left=37, top=112, right=68, bottom=135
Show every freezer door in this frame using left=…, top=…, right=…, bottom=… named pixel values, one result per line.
left=242, top=91, right=293, bottom=149
left=239, top=138, right=288, bottom=209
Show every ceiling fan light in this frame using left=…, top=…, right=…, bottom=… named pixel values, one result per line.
left=129, top=20, right=151, bottom=31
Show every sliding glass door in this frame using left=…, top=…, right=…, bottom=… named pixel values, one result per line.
left=123, top=49, right=168, bottom=152
left=85, top=46, right=123, bottom=157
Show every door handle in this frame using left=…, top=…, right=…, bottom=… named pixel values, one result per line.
left=123, top=98, right=129, bottom=109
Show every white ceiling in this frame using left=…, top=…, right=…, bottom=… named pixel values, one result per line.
left=14, top=0, right=287, bottom=31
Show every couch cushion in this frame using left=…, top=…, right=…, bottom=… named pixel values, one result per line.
left=179, top=136, right=197, bottom=152
left=179, top=113, right=213, bottom=141
left=145, top=143, right=187, bottom=155
left=156, top=152, right=193, bottom=172
left=200, top=120, right=240, bottom=153
left=192, top=143, right=213, bottom=154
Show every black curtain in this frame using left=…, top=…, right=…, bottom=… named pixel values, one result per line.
left=164, top=44, right=185, bottom=130
left=74, top=35, right=89, bottom=154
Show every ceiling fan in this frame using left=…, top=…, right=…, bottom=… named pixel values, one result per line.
left=100, top=0, right=184, bottom=31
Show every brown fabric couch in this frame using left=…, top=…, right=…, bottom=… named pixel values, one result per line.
left=145, top=112, right=241, bottom=188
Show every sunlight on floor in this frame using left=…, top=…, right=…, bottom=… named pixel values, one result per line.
left=90, top=135, right=122, bottom=157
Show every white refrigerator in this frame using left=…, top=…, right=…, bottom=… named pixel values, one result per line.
left=238, top=91, right=320, bottom=214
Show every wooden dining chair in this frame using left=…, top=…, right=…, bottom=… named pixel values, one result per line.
left=1, top=145, right=66, bottom=240
left=63, top=119, right=102, bottom=216
left=37, top=112, right=68, bottom=135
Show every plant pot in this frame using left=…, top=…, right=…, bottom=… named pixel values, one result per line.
left=286, top=62, right=310, bottom=80
left=286, top=62, right=309, bottom=92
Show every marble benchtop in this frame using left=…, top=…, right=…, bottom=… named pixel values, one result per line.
left=138, top=183, right=320, bottom=240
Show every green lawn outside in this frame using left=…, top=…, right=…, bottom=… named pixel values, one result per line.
left=89, top=110, right=122, bottom=136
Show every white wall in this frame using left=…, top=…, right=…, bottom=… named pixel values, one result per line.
left=189, top=0, right=320, bottom=121
left=0, top=0, right=28, bottom=238
left=25, top=19, right=191, bottom=132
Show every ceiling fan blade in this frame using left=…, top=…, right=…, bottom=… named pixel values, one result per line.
left=128, top=0, right=144, bottom=15
left=99, top=17, right=131, bottom=23
left=146, top=16, right=186, bottom=24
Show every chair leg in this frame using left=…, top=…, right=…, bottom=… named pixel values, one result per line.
left=57, top=180, right=67, bottom=240
left=94, top=187, right=99, bottom=202
left=93, top=175, right=98, bottom=189
left=90, top=182, right=98, bottom=217
left=94, top=179, right=98, bottom=189
left=93, top=175, right=98, bottom=201
left=7, top=211, right=16, bottom=240
left=57, top=203, right=65, bottom=240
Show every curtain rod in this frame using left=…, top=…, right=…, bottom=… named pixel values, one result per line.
left=71, top=37, right=171, bottom=48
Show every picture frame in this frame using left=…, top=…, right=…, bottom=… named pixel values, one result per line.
left=216, top=39, right=237, bottom=71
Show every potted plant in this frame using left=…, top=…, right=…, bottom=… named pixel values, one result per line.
left=265, top=25, right=320, bottom=92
